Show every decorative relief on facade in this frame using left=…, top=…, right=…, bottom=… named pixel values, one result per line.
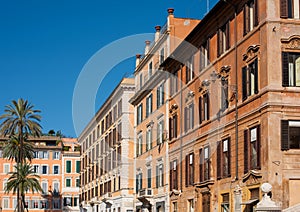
left=185, top=91, right=195, bottom=102
left=243, top=45, right=260, bottom=62
left=169, top=103, right=178, bottom=113
left=242, top=170, right=262, bottom=186
left=281, top=35, right=300, bottom=50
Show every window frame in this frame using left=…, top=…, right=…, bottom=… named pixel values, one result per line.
left=242, top=58, right=259, bottom=100
left=244, top=125, right=261, bottom=173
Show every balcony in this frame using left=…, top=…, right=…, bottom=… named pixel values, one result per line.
left=138, top=188, right=153, bottom=198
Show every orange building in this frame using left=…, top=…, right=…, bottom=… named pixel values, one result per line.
left=0, top=136, right=80, bottom=212
left=129, top=8, right=199, bottom=212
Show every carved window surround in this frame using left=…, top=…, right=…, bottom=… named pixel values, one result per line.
left=243, top=45, right=260, bottom=63
left=281, top=35, right=300, bottom=51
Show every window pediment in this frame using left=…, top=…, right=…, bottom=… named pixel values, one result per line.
left=281, top=35, right=300, bottom=50
left=243, top=45, right=260, bottom=62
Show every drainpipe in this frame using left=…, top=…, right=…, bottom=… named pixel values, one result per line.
left=179, top=64, right=183, bottom=191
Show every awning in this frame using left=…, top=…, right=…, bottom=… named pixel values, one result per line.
left=241, top=199, right=259, bottom=205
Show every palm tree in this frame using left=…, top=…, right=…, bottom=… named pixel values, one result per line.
left=3, top=135, right=34, bottom=163
left=0, top=98, right=42, bottom=162
left=0, top=98, right=42, bottom=212
left=5, top=163, right=43, bottom=212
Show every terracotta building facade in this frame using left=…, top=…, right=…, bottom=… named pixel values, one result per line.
left=159, top=0, right=300, bottom=211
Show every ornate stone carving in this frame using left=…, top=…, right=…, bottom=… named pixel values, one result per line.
left=243, top=45, right=260, bottom=62
left=242, top=170, right=262, bottom=186
left=281, top=35, right=300, bottom=50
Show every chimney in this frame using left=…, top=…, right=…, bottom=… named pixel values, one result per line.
left=145, top=40, right=151, bottom=55
left=155, top=25, right=161, bottom=42
left=136, top=54, right=141, bottom=67
left=167, top=8, right=174, bottom=16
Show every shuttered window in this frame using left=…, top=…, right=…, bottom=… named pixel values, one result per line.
left=199, top=93, right=210, bottom=123
left=242, top=58, right=259, bottom=101
left=199, top=146, right=210, bottom=182
left=200, top=39, right=210, bottom=71
left=184, top=103, right=194, bottom=132
left=217, top=138, right=231, bottom=179
left=281, top=0, right=300, bottom=19
left=281, top=120, right=300, bottom=150
left=282, top=52, right=300, bottom=87
left=217, top=21, right=230, bottom=57
left=185, top=153, right=194, bottom=186
left=243, top=0, right=259, bottom=35
left=244, top=125, right=261, bottom=174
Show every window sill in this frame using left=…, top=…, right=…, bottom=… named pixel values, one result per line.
left=195, top=179, right=214, bottom=188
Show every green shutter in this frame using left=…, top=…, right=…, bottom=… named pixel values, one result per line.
left=66, top=161, right=71, bottom=173
left=76, top=161, right=80, bottom=173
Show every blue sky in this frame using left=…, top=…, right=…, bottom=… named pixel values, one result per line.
left=0, top=0, right=218, bottom=137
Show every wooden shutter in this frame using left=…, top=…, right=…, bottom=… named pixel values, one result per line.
left=156, top=88, right=160, bottom=107
left=242, top=66, right=248, bottom=100
left=206, top=93, right=210, bottom=120
left=174, top=114, right=178, bottom=138
left=156, top=165, right=159, bottom=188
left=191, top=153, right=195, bottom=184
left=226, top=22, right=230, bottom=50
left=200, top=46, right=205, bottom=71
left=136, top=174, right=139, bottom=193
left=207, top=38, right=210, bottom=62
left=217, top=29, right=222, bottom=57
left=281, top=120, right=289, bottom=150
left=170, top=162, right=173, bottom=191
left=282, top=52, right=289, bottom=87
left=184, top=107, right=188, bottom=132
left=244, top=130, right=249, bottom=174
left=217, top=141, right=222, bottom=179
left=191, top=103, right=195, bottom=129
left=161, top=84, right=165, bottom=104
left=280, top=0, right=288, bottom=18
left=185, top=155, right=189, bottom=186
left=256, top=125, right=261, bottom=169
left=162, top=164, right=164, bottom=187
left=207, top=146, right=211, bottom=179
left=254, top=0, right=259, bottom=26
left=228, top=137, right=231, bottom=177
left=199, top=97, right=203, bottom=124
left=244, top=4, right=250, bottom=35
left=199, top=149, right=203, bottom=182
left=169, top=117, right=172, bottom=140
left=254, top=58, right=259, bottom=94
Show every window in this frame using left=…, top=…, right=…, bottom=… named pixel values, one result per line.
left=282, top=52, right=300, bottom=87
left=117, top=123, right=122, bottom=142
left=221, top=193, right=230, bottom=212
left=157, top=119, right=164, bottom=145
left=184, top=103, right=194, bottom=132
left=53, top=165, right=59, bottom=175
left=53, top=151, right=60, bottom=160
left=200, top=147, right=210, bottom=182
left=53, top=199, right=60, bottom=209
left=113, top=105, right=117, bottom=122
left=76, top=178, right=80, bottom=187
left=169, top=114, right=178, bottom=140
left=4, top=164, right=9, bottom=174
left=147, top=168, right=152, bottom=188
left=160, top=48, right=165, bottom=64
left=244, top=125, right=261, bottom=173
left=281, top=120, right=300, bottom=150
left=156, top=163, right=164, bottom=188
left=136, top=133, right=143, bottom=157
left=157, top=83, right=165, bottom=107
left=217, top=21, right=230, bottom=57
left=217, top=138, right=231, bottom=179
left=42, top=165, right=48, bottom=174
left=242, top=58, right=258, bottom=100
left=199, top=93, right=210, bottom=123
left=3, top=198, right=9, bottom=209
left=139, top=73, right=143, bottom=89
left=66, top=178, right=71, bottom=187
left=172, top=202, right=178, bottom=212
left=185, top=153, right=194, bottom=186
left=33, top=165, right=39, bottom=174
left=186, top=56, right=195, bottom=83
left=281, top=0, right=300, bottom=18
left=200, top=39, right=210, bottom=71
left=170, top=160, right=178, bottom=190
left=42, top=182, right=48, bottom=195
left=42, top=151, right=48, bottom=159
left=244, top=0, right=258, bottom=35
left=66, top=160, right=71, bottom=173
left=146, top=94, right=153, bottom=118
left=118, top=99, right=122, bottom=117
left=188, top=199, right=194, bottom=212
left=137, top=103, right=143, bottom=124
left=146, top=127, right=152, bottom=151
left=221, top=78, right=229, bottom=111
left=136, top=172, right=142, bottom=193
left=170, top=71, right=179, bottom=96
left=76, top=161, right=80, bottom=173
left=148, top=61, right=153, bottom=78
left=202, top=192, right=211, bottom=212
left=64, top=197, right=71, bottom=206
left=34, top=151, right=39, bottom=158
left=53, top=181, right=59, bottom=194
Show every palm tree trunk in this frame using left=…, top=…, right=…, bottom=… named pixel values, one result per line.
left=18, top=124, right=23, bottom=212
left=21, top=194, right=28, bottom=212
